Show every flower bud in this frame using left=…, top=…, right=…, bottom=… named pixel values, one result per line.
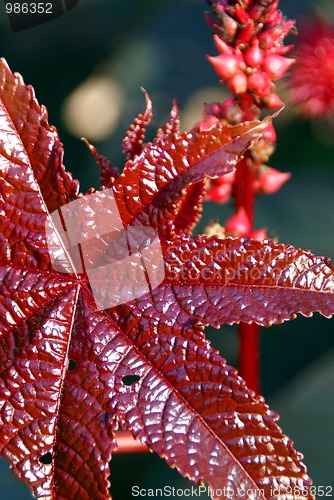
left=220, top=11, right=239, bottom=39
left=225, top=207, right=252, bottom=236
left=263, top=54, right=295, bottom=80
left=236, top=20, right=255, bottom=44
left=247, top=71, right=273, bottom=97
left=262, top=92, right=284, bottom=109
left=266, top=8, right=282, bottom=26
left=281, top=20, right=296, bottom=39
left=207, top=54, right=240, bottom=80
left=250, top=5, right=265, bottom=22
left=218, top=171, right=236, bottom=185
left=244, top=40, right=264, bottom=67
left=204, top=101, right=222, bottom=117
left=259, top=26, right=281, bottom=50
left=250, top=227, right=268, bottom=241
left=213, top=34, right=233, bottom=55
left=205, top=12, right=219, bottom=31
left=261, top=123, right=277, bottom=143
left=235, top=3, right=249, bottom=25
left=277, top=44, right=294, bottom=56
left=196, top=115, right=219, bottom=130
left=206, top=173, right=235, bottom=203
left=228, top=71, right=248, bottom=94
left=239, top=93, right=259, bottom=120
left=259, top=167, right=291, bottom=194
left=220, top=97, right=243, bottom=123
left=205, top=183, right=232, bottom=204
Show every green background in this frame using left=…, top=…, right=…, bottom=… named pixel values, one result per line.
left=0, top=0, right=334, bottom=497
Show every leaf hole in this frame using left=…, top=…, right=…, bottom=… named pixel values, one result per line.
left=68, top=360, right=77, bottom=371
left=122, top=375, right=140, bottom=386
left=39, top=452, right=52, bottom=465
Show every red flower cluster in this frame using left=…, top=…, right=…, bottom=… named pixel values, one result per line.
left=202, top=0, right=293, bottom=212
left=207, top=164, right=291, bottom=204
left=206, top=0, right=295, bottom=111
left=289, top=15, right=334, bottom=118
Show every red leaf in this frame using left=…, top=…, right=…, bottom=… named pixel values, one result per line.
left=114, top=107, right=270, bottom=237
left=0, top=59, right=328, bottom=499
left=163, top=236, right=334, bottom=326
left=122, top=89, right=153, bottom=161
left=110, top=310, right=312, bottom=499
left=173, top=180, right=207, bottom=236
left=82, top=138, right=119, bottom=187
left=0, top=58, right=79, bottom=214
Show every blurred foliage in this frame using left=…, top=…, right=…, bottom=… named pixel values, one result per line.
left=0, top=0, right=334, bottom=497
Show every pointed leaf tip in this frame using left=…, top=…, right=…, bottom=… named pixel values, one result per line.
left=81, top=137, right=119, bottom=186
left=122, top=89, right=153, bottom=161
left=140, top=87, right=153, bottom=112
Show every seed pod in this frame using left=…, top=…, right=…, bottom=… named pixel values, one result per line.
left=247, top=71, right=274, bottom=97
left=207, top=54, right=240, bottom=80
left=244, top=40, right=264, bottom=67
left=228, top=71, right=248, bottom=94
left=263, top=54, right=295, bottom=80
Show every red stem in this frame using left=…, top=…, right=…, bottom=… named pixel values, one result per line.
left=234, top=155, right=261, bottom=394
left=238, top=322, right=261, bottom=395
left=235, top=155, right=254, bottom=227
left=114, top=430, right=148, bottom=454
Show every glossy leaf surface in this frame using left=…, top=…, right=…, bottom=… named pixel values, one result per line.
left=0, top=58, right=331, bottom=499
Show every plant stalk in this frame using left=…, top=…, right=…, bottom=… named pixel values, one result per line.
left=238, top=322, right=261, bottom=395
left=235, top=155, right=261, bottom=394
left=114, top=431, right=148, bottom=454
